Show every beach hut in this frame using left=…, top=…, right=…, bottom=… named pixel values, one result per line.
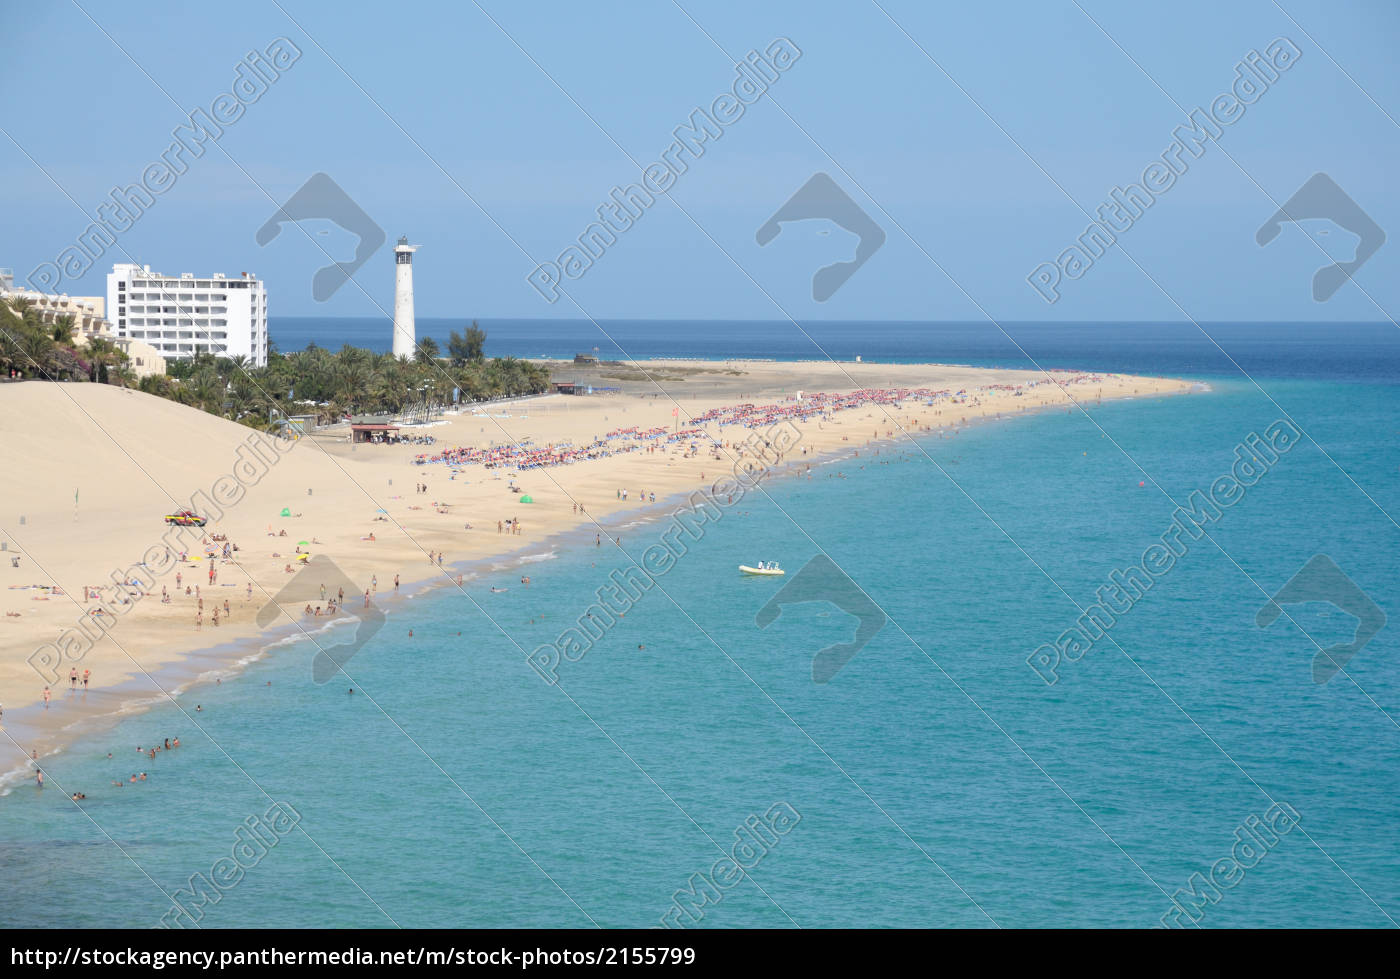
left=350, top=419, right=400, bottom=443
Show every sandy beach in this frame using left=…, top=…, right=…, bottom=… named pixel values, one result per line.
left=0, top=360, right=1193, bottom=771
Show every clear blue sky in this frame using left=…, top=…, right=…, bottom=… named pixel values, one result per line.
left=2, top=0, right=1397, bottom=322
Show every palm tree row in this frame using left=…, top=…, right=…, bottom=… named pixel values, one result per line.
left=153, top=336, right=550, bottom=429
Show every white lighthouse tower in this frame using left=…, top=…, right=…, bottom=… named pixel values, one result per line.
left=392, top=236, right=419, bottom=360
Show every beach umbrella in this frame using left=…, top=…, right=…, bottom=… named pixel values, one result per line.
left=297, top=541, right=310, bottom=546
left=520, top=495, right=534, bottom=503
left=279, top=507, right=291, bottom=517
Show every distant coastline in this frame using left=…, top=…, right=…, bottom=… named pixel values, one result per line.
left=267, top=318, right=1400, bottom=383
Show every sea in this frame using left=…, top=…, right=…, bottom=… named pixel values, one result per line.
left=1, top=320, right=1397, bottom=929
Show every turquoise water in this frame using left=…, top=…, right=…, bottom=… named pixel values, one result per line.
left=2, top=373, right=1398, bottom=928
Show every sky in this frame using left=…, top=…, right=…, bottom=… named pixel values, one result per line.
left=1, top=0, right=1397, bottom=323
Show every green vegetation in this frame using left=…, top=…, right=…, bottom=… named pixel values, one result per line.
left=0, top=297, right=132, bottom=385
left=446, top=321, right=486, bottom=366
left=155, top=334, right=550, bottom=430
left=0, top=303, right=550, bottom=430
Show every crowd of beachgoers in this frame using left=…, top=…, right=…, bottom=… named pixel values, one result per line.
left=408, top=376, right=1116, bottom=474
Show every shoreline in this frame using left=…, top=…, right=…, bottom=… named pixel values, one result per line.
left=0, top=364, right=1196, bottom=789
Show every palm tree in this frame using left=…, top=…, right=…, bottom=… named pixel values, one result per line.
left=16, top=329, right=56, bottom=378
left=414, top=336, right=440, bottom=364
left=3, top=297, right=34, bottom=323
left=86, top=337, right=119, bottom=383
left=51, top=314, right=76, bottom=346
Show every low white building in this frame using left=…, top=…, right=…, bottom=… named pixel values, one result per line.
left=106, top=263, right=269, bottom=367
left=0, top=283, right=166, bottom=379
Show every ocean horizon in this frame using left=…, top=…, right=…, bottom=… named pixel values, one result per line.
left=270, top=318, right=1400, bottom=381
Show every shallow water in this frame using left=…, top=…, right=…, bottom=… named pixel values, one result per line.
left=2, top=326, right=1397, bottom=928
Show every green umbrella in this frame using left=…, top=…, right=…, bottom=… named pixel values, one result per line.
left=297, top=540, right=310, bottom=546
left=520, top=495, right=534, bottom=503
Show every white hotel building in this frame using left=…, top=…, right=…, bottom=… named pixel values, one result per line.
left=106, top=263, right=269, bottom=367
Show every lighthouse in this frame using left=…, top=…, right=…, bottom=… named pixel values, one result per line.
left=392, top=236, right=419, bottom=360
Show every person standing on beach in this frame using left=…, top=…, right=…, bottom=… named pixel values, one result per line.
left=42, top=686, right=50, bottom=709
left=69, top=667, right=77, bottom=689
left=394, top=574, right=400, bottom=593
left=83, top=669, right=90, bottom=689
